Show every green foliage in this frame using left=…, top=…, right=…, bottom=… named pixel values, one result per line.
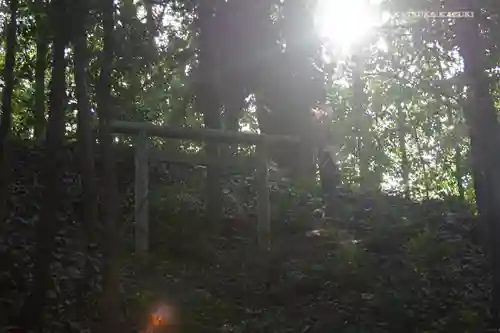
left=2, top=0, right=488, bottom=201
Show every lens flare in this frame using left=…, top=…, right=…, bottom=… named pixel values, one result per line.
left=140, top=303, right=176, bottom=333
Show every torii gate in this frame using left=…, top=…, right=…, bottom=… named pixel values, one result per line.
left=110, top=120, right=301, bottom=255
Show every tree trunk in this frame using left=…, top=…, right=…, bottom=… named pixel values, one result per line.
left=143, top=0, right=157, bottom=45
left=444, top=108, right=465, bottom=200
left=469, top=134, right=487, bottom=216
left=0, top=0, right=18, bottom=144
left=412, top=126, right=430, bottom=199
left=281, top=0, right=319, bottom=184
left=454, top=3, right=500, bottom=325
left=352, top=56, right=372, bottom=191
left=74, top=0, right=97, bottom=236
left=33, top=0, right=48, bottom=140
left=454, top=144, right=465, bottom=200
left=0, top=0, right=18, bottom=225
left=217, top=0, right=247, bottom=137
left=96, top=0, right=120, bottom=332
left=397, top=105, right=410, bottom=199
left=120, top=0, right=144, bottom=119
left=197, top=0, right=222, bottom=224
left=72, top=0, right=98, bottom=317
left=19, top=0, right=67, bottom=330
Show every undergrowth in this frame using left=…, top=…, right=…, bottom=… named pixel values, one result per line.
left=0, top=143, right=491, bottom=333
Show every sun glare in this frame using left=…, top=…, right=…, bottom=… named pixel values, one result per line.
left=314, top=0, right=384, bottom=53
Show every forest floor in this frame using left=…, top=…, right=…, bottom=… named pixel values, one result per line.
left=0, top=143, right=492, bottom=333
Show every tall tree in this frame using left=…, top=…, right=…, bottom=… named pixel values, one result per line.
left=216, top=0, right=249, bottom=157
left=72, top=0, right=98, bottom=307
left=33, top=0, right=48, bottom=140
left=96, top=0, right=120, bottom=332
left=0, top=0, right=18, bottom=224
left=281, top=0, right=323, bottom=181
left=19, top=0, right=68, bottom=330
left=196, top=0, right=222, bottom=223
left=351, top=54, right=374, bottom=191
left=397, top=103, right=411, bottom=199
left=0, top=0, right=18, bottom=147
left=142, top=0, right=158, bottom=54
left=453, top=0, right=500, bottom=325
left=412, top=123, right=430, bottom=199
left=73, top=0, right=97, bottom=237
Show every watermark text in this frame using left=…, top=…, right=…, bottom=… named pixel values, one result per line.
left=399, top=11, right=474, bottom=19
